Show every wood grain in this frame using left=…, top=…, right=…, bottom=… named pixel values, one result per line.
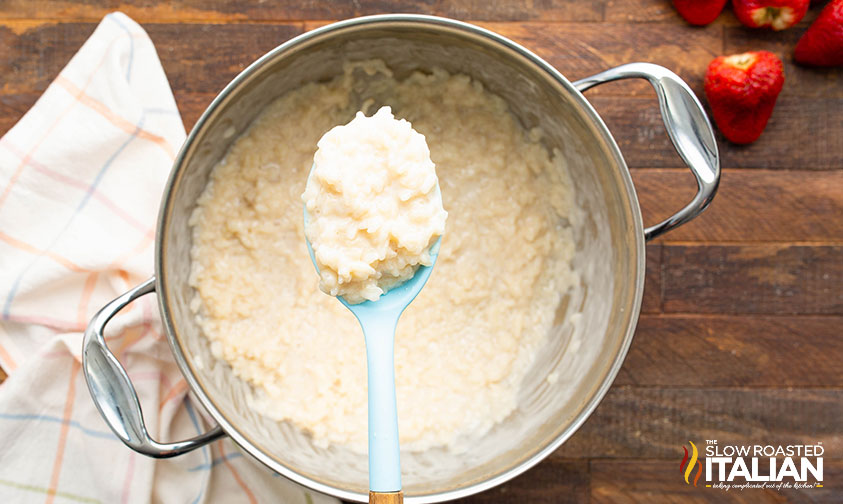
left=591, top=459, right=841, bottom=503
left=173, top=91, right=215, bottom=131
left=618, top=315, right=843, bottom=387
left=0, top=21, right=95, bottom=95
left=453, top=458, right=589, bottom=504
left=642, top=244, right=662, bottom=314
left=662, top=245, right=843, bottom=315
left=0, top=0, right=433, bottom=22
left=0, top=93, right=39, bottom=135
left=147, top=23, right=304, bottom=94
left=0, top=0, right=607, bottom=23
left=483, top=22, right=722, bottom=97
left=438, top=0, right=604, bottom=22
left=0, top=20, right=723, bottom=96
left=554, top=388, right=843, bottom=459
left=589, top=95, right=843, bottom=169
left=0, top=22, right=302, bottom=135
left=1, top=0, right=829, bottom=25
left=0, top=22, right=304, bottom=96
left=369, top=491, right=403, bottom=504
left=633, top=169, right=843, bottom=243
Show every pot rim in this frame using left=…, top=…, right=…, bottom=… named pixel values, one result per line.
left=155, top=13, right=645, bottom=503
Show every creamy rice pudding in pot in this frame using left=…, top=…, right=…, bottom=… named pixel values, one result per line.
left=188, top=61, right=578, bottom=452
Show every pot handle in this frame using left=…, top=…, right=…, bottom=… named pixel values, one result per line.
left=82, top=277, right=225, bottom=458
left=573, top=63, right=720, bottom=241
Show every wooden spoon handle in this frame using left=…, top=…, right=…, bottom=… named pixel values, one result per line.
left=369, top=491, right=403, bottom=504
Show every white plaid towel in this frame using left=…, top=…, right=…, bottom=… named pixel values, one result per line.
left=0, top=12, right=337, bottom=504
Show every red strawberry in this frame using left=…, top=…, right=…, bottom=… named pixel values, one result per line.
left=795, top=0, right=843, bottom=66
left=732, top=0, right=810, bottom=30
left=672, top=0, right=729, bottom=25
left=704, top=51, right=785, bottom=144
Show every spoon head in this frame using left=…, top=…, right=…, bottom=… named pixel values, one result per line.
left=303, top=160, right=443, bottom=317
left=303, top=208, right=441, bottom=317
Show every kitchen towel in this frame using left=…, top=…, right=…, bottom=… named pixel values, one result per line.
left=0, top=12, right=336, bottom=504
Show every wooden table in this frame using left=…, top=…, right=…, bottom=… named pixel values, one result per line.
left=1, top=1, right=841, bottom=502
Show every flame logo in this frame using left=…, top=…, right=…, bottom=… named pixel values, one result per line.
left=680, top=441, right=703, bottom=486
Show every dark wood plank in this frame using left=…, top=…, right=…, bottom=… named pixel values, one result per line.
left=0, top=0, right=605, bottom=23
left=0, top=23, right=302, bottom=134
left=618, top=315, right=843, bottom=387
left=633, top=170, right=843, bottom=243
left=452, top=458, right=589, bottom=503
left=643, top=244, right=662, bottom=314
left=662, top=245, right=843, bottom=315
left=437, top=0, right=604, bottom=22
left=10, top=0, right=828, bottom=25
left=484, top=22, right=722, bottom=97
left=0, top=93, right=39, bottom=136
left=0, top=21, right=723, bottom=97
left=0, top=22, right=96, bottom=95
left=554, top=388, right=843, bottom=459
left=0, top=22, right=303, bottom=96
left=589, top=95, right=843, bottom=169
left=173, top=91, right=214, bottom=132
left=0, top=366, right=6, bottom=383
left=591, top=459, right=842, bottom=503
left=0, top=22, right=303, bottom=135
left=0, top=1, right=434, bottom=22
left=146, top=23, right=304, bottom=94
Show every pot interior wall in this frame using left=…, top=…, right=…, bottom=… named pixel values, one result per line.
left=159, top=20, right=642, bottom=501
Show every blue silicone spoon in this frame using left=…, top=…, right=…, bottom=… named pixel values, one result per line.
left=304, top=179, right=441, bottom=504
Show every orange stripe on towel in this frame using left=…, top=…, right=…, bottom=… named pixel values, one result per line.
left=158, top=378, right=188, bottom=411
left=44, top=359, right=81, bottom=504
left=0, top=231, right=90, bottom=273
left=55, top=76, right=176, bottom=160
left=77, top=272, right=99, bottom=328
left=218, top=440, right=257, bottom=504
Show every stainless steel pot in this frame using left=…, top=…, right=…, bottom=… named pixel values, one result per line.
left=83, top=14, right=719, bottom=503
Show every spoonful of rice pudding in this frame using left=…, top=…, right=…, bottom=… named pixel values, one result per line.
left=302, top=106, right=447, bottom=504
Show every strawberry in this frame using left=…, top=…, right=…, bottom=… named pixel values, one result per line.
left=794, top=0, right=843, bottom=66
left=704, top=51, right=784, bottom=144
left=732, top=0, right=810, bottom=30
left=672, top=0, right=729, bottom=25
